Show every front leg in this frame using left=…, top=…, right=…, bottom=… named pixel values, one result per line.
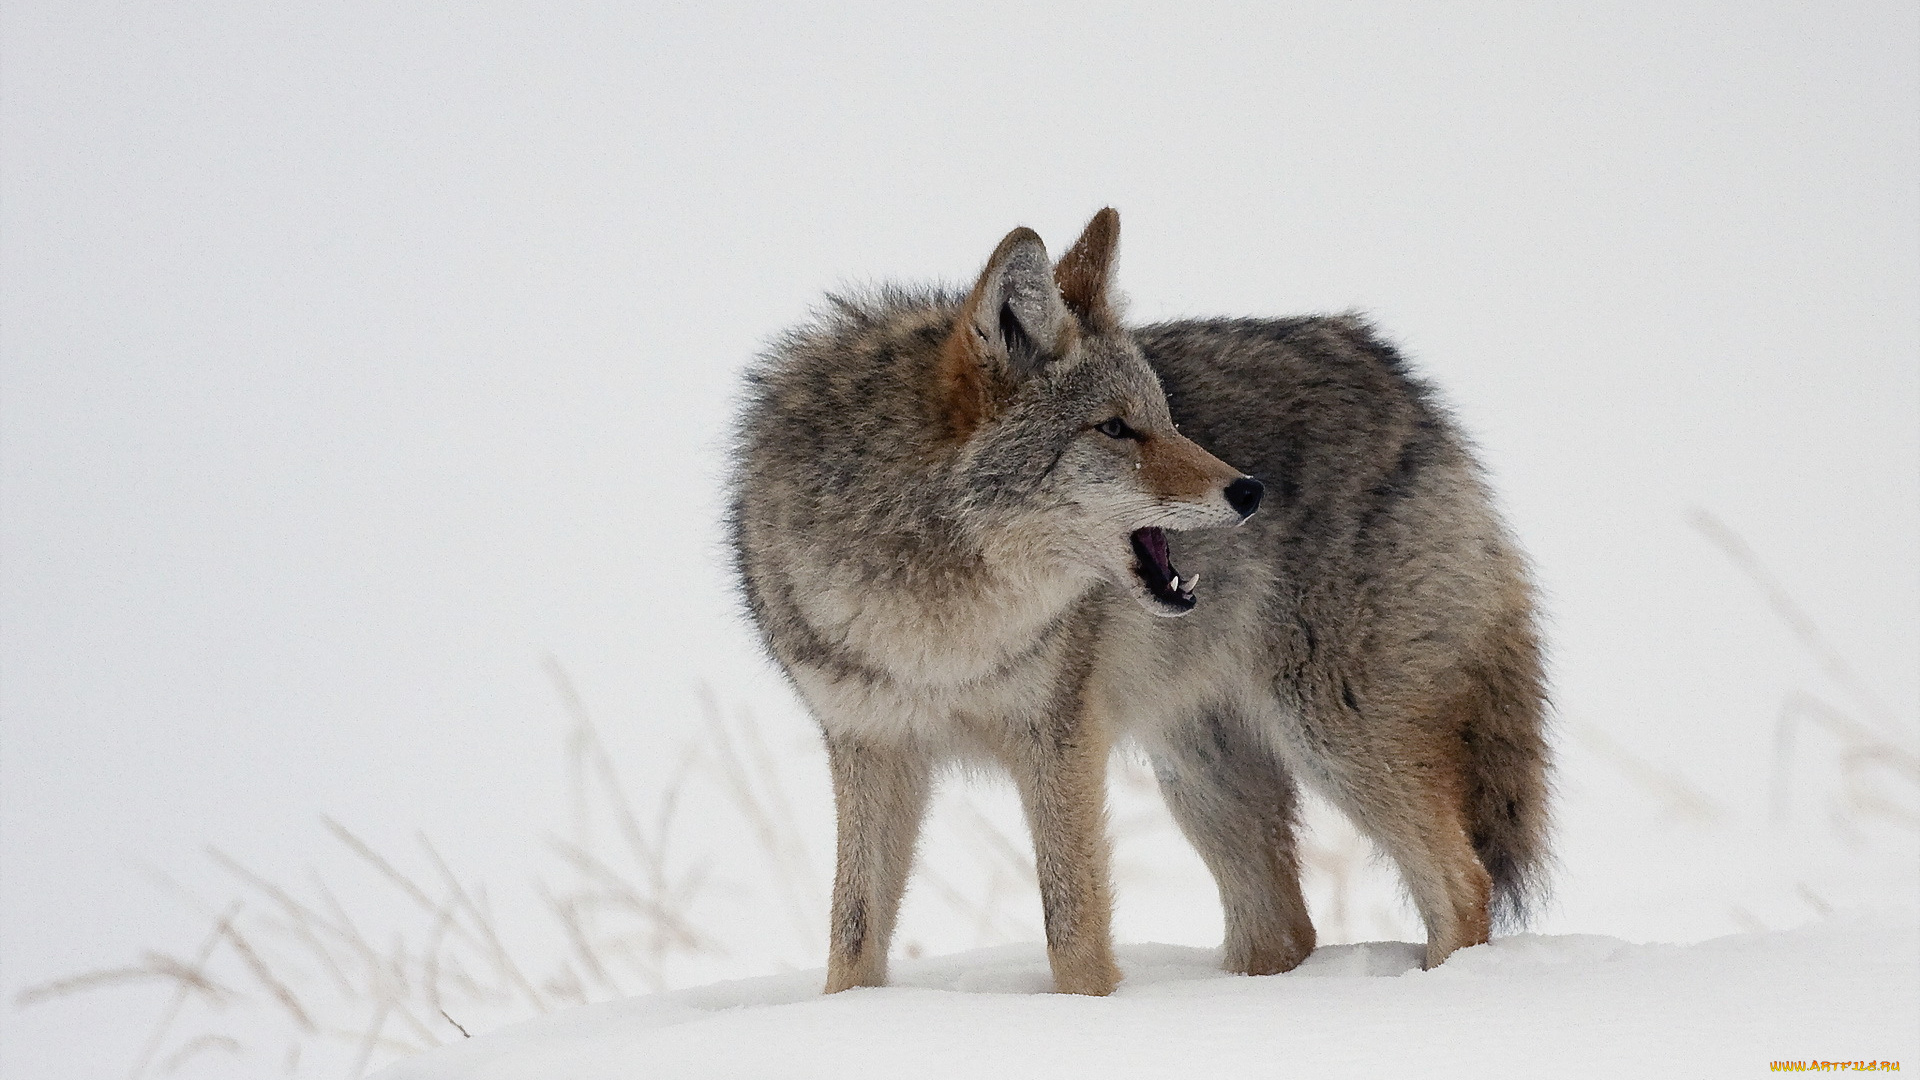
left=823, top=732, right=933, bottom=993
left=1003, top=702, right=1121, bottom=996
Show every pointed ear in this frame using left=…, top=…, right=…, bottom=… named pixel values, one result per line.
left=1053, top=207, right=1120, bottom=329
left=938, top=227, right=1075, bottom=440
left=953, top=226, right=1074, bottom=381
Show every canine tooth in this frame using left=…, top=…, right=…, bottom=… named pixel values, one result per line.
left=1186, top=572, right=1200, bottom=590
left=1169, top=575, right=1181, bottom=591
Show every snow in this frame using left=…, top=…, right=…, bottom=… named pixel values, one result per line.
left=376, top=916, right=1918, bottom=1079
left=3, top=2, right=1916, bottom=1077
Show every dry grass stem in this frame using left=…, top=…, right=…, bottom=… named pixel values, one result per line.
left=159, top=1034, right=244, bottom=1073
left=416, top=837, right=547, bottom=1014
left=216, top=920, right=317, bottom=1034
left=1686, top=512, right=1920, bottom=838
left=1690, top=508, right=1906, bottom=738
left=1573, top=722, right=1723, bottom=823
left=129, top=903, right=241, bottom=1080
left=699, top=685, right=823, bottom=939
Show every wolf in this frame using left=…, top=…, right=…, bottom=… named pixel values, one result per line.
left=728, top=209, right=1549, bottom=996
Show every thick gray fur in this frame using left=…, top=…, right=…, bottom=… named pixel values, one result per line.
left=727, top=212, right=1551, bottom=991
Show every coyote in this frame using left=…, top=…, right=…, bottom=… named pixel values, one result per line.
left=728, top=210, right=1549, bottom=996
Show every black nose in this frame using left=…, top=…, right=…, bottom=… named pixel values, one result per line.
left=1224, top=477, right=1263, bottom=519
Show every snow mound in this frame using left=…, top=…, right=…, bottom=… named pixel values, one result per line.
left=377, top=914, right=1917, bottom=1079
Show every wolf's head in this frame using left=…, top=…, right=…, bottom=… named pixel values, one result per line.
left=939, top=209, right=1262, bottom=618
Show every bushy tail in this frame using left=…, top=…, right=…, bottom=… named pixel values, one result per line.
left=1462, top=611, right=1554, bottom=930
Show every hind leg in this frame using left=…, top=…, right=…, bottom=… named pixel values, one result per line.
left=1150, top=707, right=1316, bottom=975
left=822, top=731, right=934, bottom=992
left=1319, top=731, right=1492, bottom=969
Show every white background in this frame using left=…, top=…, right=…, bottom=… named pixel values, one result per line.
left=4, top=2, right=1915, bottom=1076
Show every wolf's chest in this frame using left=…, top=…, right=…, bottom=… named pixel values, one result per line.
left=792, top=558, right=1092, bottom=683
left=791, top=654, right=1078, bottom=751
left=784, top=569, right=1100, bottom=749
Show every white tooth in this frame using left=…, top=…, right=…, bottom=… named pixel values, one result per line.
left=1186, top=572, right=1200, bottom=591
left=1169, top=575, right=1181, bottom=592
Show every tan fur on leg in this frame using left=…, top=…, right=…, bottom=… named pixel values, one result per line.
left=823, top=735, right=932, bottom=993
left=999, top=704, right=1121, bottom=996
left=1151, top=707, right=1317, bottom=976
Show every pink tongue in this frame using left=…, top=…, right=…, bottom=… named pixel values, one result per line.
left=1138, top=527, right=1171, bottom=578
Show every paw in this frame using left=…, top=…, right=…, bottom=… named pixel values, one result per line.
left=1050, top=953, right=1121, bottom=996
left=824, top=960, right=887, bottom=994
left=1224, top=931, right=1315, bottom=976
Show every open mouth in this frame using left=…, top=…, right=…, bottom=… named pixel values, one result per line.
left=1130, top=527, right=1196, bottom=612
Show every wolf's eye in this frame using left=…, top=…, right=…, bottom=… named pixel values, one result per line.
left=1095, top=417, right=1134, bottom=439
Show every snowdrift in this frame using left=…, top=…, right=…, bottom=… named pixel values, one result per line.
left=375, top=913, right=1916, bottom=1079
